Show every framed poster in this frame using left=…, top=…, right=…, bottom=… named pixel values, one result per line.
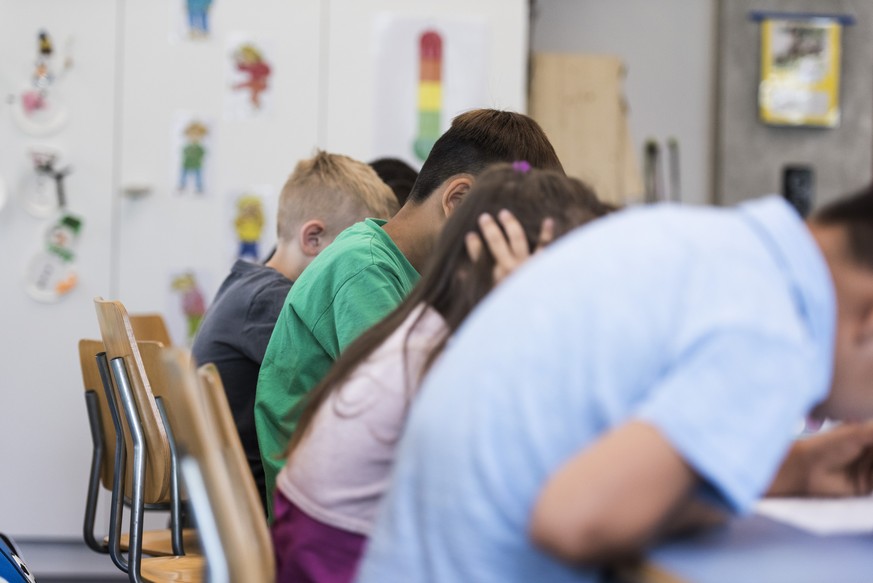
left=757, top=15, right=845, bottom=127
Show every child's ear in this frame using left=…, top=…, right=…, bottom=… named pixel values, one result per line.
left=299, top=219, right=327, bottom=257
left=441, top=175, right=474, bottom=218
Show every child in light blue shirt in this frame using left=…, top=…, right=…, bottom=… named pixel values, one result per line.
left=357, top=189, right=873, bottom=583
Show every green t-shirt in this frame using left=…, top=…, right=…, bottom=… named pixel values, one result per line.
left=255, top=219, right=419, bottom=516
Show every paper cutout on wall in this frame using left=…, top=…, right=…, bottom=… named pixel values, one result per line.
left=759, top=16, right=842, bottom=127
left=226, top=185, right=276, bottom=265
left=24, top=213, right=83, bottom=302
left=10, top=30, right=73, bottom=136
left=169, top=270, right=209, bottom=345
left=172, top=113, right=214, bottom=196
left=21, top=148, right=73, bottom=218
left=372, top=15, right=489, bottom=169
left=225, top=33, right=274, bottom=119
left=172, top=0, right=215, bottom=41
left=413, top=31, right=442, bottom=161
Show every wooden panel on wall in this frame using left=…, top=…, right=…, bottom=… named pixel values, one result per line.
left=529, top=53, right=643, bottom=206
left=716, top=0, right=873, bottom=207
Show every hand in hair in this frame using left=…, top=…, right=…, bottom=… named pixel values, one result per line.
left=465, top=209, right=555, bottom=285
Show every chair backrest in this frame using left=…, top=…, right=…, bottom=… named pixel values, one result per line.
left=161, top=348, right=275, bottom=582
left=78, top=339, right=117, bottom=490
left=130, top=313, right=173, bottom=346
left=197, top=363, right=274, bottom=568
left=94, top=298, right=172, bottom=504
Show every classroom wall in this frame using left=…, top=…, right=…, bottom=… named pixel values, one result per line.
left=716, top=0, right=873, bottom=207
left=0, top=0, right=527, bottom=539
left=531, top=0, right=718, bottom=205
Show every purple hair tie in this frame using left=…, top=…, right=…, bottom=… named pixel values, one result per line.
left=512, top=160, right=531, bottom=174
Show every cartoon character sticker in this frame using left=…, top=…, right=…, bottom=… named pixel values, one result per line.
left=24, top=213, right=83, bottom=302
left=186, top=0, right=213, bottom=39
left=234, top=193, right=265, bottom=261
left=225, top=34, right=274, bottom=119
left=22, top=148, right=73, bottom=218
left=170, top=271, right=207, bottom=344
left=11, top=30, right=73, bottom=136
left=173, top=115, right=214, bottom=196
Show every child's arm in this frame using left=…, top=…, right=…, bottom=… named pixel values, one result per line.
left=767, top=421, right=873, bottom=497
left=529, top=420, right=698, bottom=564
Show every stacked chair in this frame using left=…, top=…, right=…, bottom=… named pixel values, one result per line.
left=81, top=298, right=273, bottom=582
left=85, top=300, right=202, bottom=581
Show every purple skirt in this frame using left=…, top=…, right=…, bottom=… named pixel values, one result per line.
left=271, top=491, right=367, bottom=583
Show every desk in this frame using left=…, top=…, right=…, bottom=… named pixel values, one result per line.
left=633, top=514, right=873, bottom=583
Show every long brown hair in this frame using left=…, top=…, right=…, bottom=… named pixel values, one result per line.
left=285, top=164, right=613, bottom=455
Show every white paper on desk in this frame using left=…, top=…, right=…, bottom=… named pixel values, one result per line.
left=756, top=496, right=873, bottom=535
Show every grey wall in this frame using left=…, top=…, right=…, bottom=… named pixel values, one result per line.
left=717, top=1, right=873, bottom=206
left=531, top=0, right=718, bottom=205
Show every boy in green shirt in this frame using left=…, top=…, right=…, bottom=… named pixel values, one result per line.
left=255, top=109, right=566, bottom=514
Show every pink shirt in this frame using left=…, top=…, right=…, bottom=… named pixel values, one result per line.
left=276, top=305, right=447, bottom=535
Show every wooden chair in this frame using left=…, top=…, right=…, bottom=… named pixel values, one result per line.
left=94, top=298, right=202, bottom=582
left=161, top=347, right=275, bottom=583
left=130, top=313, right=173, bottom=347
left=79, top=339, right=198, bottom=558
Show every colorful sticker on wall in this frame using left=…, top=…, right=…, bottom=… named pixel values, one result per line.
left=372, top=15, right=489, bottom=169
left=21, top=148, right=73, bottom=218
left=413, top=31, right=442, bottom=161
left=226, top=185, right=276, bottom=265
left=225, top=33, right=274, bottom=119
left=172, top=113, right=215, bottom=196
left=171, top=0, right=215, bottom=41
left=169, top=270, right=209, bottom=345
left=24, top=213, right=83, bottom=302
left=757, top=15, right=843, bottom=127
left=9, top=30, right=73, bottom=136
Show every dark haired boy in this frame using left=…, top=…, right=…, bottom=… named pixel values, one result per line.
left=255, top=109, right=564, bottom=514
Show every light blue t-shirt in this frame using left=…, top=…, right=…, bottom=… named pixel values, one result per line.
left=356, top=197, right=835, bottom=583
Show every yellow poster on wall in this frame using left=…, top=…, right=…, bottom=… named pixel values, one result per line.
left=758, top=18, right=841, bottom=127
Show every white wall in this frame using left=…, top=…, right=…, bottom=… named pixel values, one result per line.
left=531, top=0, right=718, bottom=205
left=0, top=0, right=118, bottom=538
left=0, top=0, right=527, bottom=539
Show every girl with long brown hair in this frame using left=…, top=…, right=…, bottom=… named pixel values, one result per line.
left=270, top=163, right=614, bottom=583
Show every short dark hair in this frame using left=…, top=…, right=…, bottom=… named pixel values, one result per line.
left=407, top=109, right=564, bottom=204
left=814, top=185, right=873, bottom=270
left=369, top=158, right=419, bottom=207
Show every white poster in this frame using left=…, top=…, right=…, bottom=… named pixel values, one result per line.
left=225, top=32, right=275, bottom=120
left=225, top=185, right=277, bottom=266
left=372, top=15, right=490, bottom=168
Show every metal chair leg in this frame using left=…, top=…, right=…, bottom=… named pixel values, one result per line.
left=111, top=356, right=147, bottom=583
left=155, top=396, right=185, bottom=555
left=97, top=352, right=129, bottom=574
left=83, top=390, right=108, bottom=554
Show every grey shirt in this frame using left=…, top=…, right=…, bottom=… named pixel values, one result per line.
left=192, top=260, right=292, bottom=513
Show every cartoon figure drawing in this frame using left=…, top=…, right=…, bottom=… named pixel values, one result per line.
left=178, top=121, right=208, bottom=194
left=171, top=272, right=207, bottom=344
left=25, top=213, right=83, bottom=302
left=186, top=0, right=213, bottom=39
left=232, top=44, right=271, bottom=109
left=234, top=194, right=265, bottom=261
left=20, top=29, right=72, bottom=118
